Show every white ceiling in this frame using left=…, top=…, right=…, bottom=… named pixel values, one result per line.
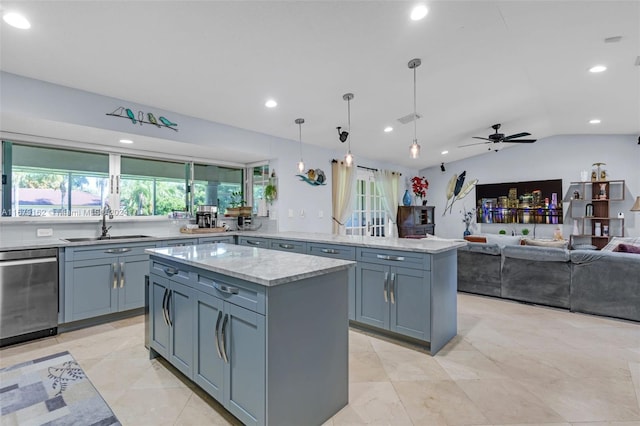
left=1, top=1, right=638, bottom=169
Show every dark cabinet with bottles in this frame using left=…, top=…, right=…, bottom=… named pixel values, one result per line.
left=397, top=206, right=435, bottom=237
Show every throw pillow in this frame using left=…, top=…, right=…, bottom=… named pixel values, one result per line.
left=601, top=236, right=640, bottom=252
left=613, top=243, right=640, bottom=254
left=524, top=239, right=568, bottom=249
left=464, top=235, right=487, bottom=243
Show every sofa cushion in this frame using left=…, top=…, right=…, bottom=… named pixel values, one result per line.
left=458, top=242, right=501, bottom=255
left=502, top=245, right=570, bottom=262
left=524, top=238, right=569, bottom=249
left=614, top=243, right=640, bottom=254
left=485, top=234, right=522, bottom=247
left=601, top=236, right=640, bottom=252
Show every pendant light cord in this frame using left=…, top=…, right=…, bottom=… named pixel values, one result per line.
left=413, top=65, right=417, bottom=143
left=299, top=122, right=303, bottom=158
left=347, top=97, right=351, bottom=152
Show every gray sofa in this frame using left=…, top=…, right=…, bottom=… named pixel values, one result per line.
left=457, top=243, right=640, bottom=322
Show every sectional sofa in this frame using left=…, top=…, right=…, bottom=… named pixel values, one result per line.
left=457, top=236, right=640, bottom=322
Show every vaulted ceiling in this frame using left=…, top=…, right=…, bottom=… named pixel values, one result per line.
left=1, top=1, right=638, bottom=168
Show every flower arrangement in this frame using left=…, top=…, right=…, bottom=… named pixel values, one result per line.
left=462, top=207, right=476, bottom=227
left=410, top=176, right=429, bottom=198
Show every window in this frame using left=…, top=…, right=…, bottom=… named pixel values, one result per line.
left=251, top=164, right=269, bottom=215
left=345, top=169, right=386, bottom=236
left=2, top=142, right=109, bottom=217
left=1, top=141, right=245, bottom=218
left=192, top=163, right=243, bottom=215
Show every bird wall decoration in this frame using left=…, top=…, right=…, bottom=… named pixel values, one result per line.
left=106, top=106, right=178, bottom=131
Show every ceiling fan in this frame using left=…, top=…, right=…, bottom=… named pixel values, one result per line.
left=459, top=123, right=536, bottom=150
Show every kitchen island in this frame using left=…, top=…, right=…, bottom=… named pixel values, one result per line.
left=146, top=243, right=354, bottom=426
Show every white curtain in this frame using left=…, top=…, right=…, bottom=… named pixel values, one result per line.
left=331, top=160, right=356, bottom=234
left=374, top=169, right=400, bottom=237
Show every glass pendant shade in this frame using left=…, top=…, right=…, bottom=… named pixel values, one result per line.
left=295, top=118, right=305, bottom=172
left=345, top=151, right=353, bottom=167
left=410, top=141, right=420, bottom=159
left=343, top=93, right=354, bottom=167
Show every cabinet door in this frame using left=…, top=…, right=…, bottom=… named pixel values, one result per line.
left=194, top=291, right=225, bottom=400
left=118, top=254, right=148, bottom=311
left=168, top=281, right=194, bottom=379
left=149, top=275, right=170, bottom=359
left=66, top=258, right=118, bottom=321
left=389, top=266, right=431, bottom=341
left=223, top=302, right=265, bottom=426
left=355, top=262, right=389, bottom=329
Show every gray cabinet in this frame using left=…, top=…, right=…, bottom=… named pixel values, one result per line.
left=162, top=238, right=196, bottom=247
left=198, top=235, right=235, bottom=244
left=149, top=273, right=194, bottom=378
left=64, top=242, right=154, bottom=322
left=356, top=248, right=431, bottom=342
left=306, top=242, right=356, bottom=320
left=237, top=236, right=270, bottom=248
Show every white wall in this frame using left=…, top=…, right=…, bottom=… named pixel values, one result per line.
left=0, top=72, right=419, bottom=234
left=419, top=135, right=640, bottom=239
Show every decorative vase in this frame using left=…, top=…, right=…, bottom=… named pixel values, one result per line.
left=402, top=190, right=411, bottom=206
left=463, top=224, right=471, bottom=237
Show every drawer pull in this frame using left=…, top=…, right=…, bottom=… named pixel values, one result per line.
left=112, top=263, right=118, bottom=289
left=214, top=311, right=223, bottom=359
left=215, top=283, right=239, bottom=295
left=220, top=314, right=229, bottom=363
left=104, top=248, right=132, bottom=254
left=119, top=261, right=125, bottom=288
left=383, top=271, right=389, bottom=303
left=390, top=272, right=396, bottom=304
left=162, top=289, right=169, bottom=326
left=278, top=243, right=294, bottom=249
left=163, top=267, right=179, bottom=276
left=376, top=254, right=405, bottom=261
left=246, top=240, right=262, bottom=246
left=321, top=248, right=339, bottom=254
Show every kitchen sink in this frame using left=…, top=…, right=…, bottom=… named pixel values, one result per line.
left=63, top=235, right=153, bottom=242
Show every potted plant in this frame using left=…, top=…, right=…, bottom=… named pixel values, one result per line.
left=226, top=191, right=251, bottom=216
left=499, top=229, right=507, bottom=235
left=265, top=183, right=277, bottom=203
left=521, top=228, right=530, bottom=236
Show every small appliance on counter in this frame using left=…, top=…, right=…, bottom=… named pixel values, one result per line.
left=196, top=205, right=218, bottom=228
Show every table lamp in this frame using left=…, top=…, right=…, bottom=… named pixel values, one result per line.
left=632, top=196, right=640, bottom=212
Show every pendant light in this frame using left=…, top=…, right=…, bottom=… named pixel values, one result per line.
left=408, top=58, right=421, bottom=159
left=295, top=118, right=305, bottom=173
left=343, top=93, right=354, bottom=167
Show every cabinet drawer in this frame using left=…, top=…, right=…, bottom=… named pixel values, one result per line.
left=150, top=259, right=192, bottom=287
left=357, top=247, right=429, bottom=270
left=307, top=243, right=356, bottom=260
left=194, top=271, right=266, bottom=315
left=198, top=235, right=235, bottom=244
left=237, top=236, right=270, bottom=248
left=66, top=242, right=155, bottom=261
left=159, top=238, right=196, bottom=247
left=269, top=239, right=306, bottom=253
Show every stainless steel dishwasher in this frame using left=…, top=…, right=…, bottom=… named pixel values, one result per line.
left=0, top=248, right=59, bottom=347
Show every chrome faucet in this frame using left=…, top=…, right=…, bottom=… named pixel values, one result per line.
left=101, top=202, right=113, bottom=238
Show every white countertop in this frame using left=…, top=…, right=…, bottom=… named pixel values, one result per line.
left=238, top=231, right=467, bottom=254
left=147, top=243, right=354, bottom=287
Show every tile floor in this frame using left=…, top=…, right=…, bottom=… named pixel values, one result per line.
left=1, top=293, right=639, bottom=425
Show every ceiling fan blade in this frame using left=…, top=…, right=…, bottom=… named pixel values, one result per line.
left=503, top=132, right=531, bottom=140
left=472, top=136, right=492, bottom=141
left=503, top=139, right=536, bottom=143
left=459, top=141, right=490, bottom=148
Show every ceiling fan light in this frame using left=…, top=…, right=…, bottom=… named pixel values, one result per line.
left=3, top=12, right=31, bottom=29
left=410, top=141, right=420, bottom=159
left=410, top=4, right=428, bottom=21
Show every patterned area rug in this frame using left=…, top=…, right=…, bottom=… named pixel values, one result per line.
left=0, top=351, right=120, bottom=426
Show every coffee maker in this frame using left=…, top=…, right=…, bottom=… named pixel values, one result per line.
left=196, top=205, right=217, bottom=228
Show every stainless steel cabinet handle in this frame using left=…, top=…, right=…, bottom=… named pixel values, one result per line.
left=390, top=272, right=396, bottom=304
left=161, top=288, right=169, bottom=326
left=246, top=240, right=262, bottom=246
left=104, top=248, right=131, bottom=254
left=112, top=262, right=118, bottom=289
left=278, top=243, right=294, bottom=249
left=166, top=290, right=173, bottom=327
left=119, top=262, right=125, bottom=288
left=383, top=271, right=388, bottom=303
left=220, top=314, right=229, bottom=363
left=321, top=248, right=339, bottom=254
left=215, top=283, right=239, bottom=295
left=376, top=254, right=405, bottom=261
left=110, top=175, right=114, bottom=194
left=116, top=175, right=120, bottom=194
left=163, top=267, right=178, bottom=276
left=214, top=311, right=223, bottom=359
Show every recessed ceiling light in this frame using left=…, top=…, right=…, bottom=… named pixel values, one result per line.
left=410, top=4, right=429, bottom=21
left=384, top=126, right=393, bottom=133
left=265, top=99, right=277, bottom=108
left=589, top=65, right=607, bottom=73
left=119, top=139, right=133, bottom=144
left=441, top=150, right=449, bottom=155
left=589, top=119, right=601, bottom=124
left=3, top=12, right=31, bottom=29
